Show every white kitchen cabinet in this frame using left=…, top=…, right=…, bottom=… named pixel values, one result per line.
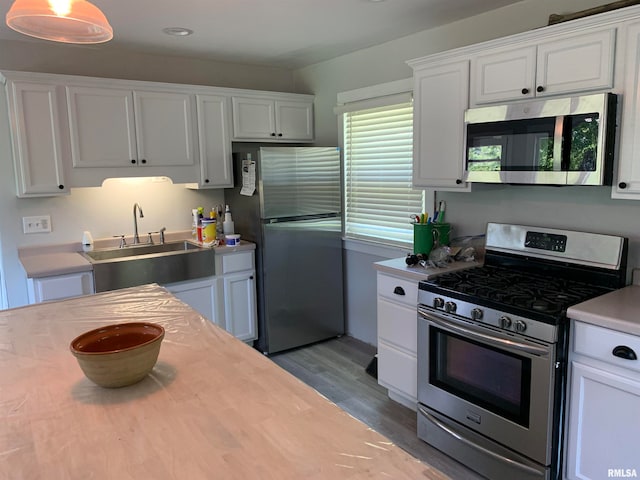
left=27, top=271, right=94, bottom=303
left=3, top=78, right=69, bottom=197
left=565, top=321, right=640, bottom=480
left=471, top=28, right=615, bottom=105
left=216, top=250, right=257, bottom=342
left=222, top=271, right=257, bottom=342
left=614, top=21, right=640, bottom=199
left=409, top=58, right=471, bottom=191
left=166, top=276, right=222, bottom=327
left=66, top=85, right=197, bottom=185
left=163, top=249, right=258, bottom=342
left=231, top=95, right=314, bottom=142
left=192, top=94, right=233, bottom=188
left=376, top=271, right=419, bottom=410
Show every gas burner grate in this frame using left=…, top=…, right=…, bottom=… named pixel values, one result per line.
left=424, top=265, right=611, bottom=319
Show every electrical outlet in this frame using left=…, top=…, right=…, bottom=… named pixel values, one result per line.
left=23, top=215, right=52, bottom=234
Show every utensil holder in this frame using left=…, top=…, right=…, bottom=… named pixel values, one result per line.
left=413, top=224, right=435, bottom=255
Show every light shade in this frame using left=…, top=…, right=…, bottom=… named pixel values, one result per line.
left=6, top=0, right=113, bottom=44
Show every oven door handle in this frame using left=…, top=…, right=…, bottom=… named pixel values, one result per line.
left=418, top=406, right=545, bottom=478
left=419, top=308, right=549, bottom=357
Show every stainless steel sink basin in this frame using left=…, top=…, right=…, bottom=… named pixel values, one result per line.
left=83, top=240, right=201, bottom=261
left=81, top=240, right=215, bottom=292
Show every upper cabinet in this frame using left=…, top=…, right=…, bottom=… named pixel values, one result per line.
left=66, top=85, right=197, bottom=186
left=194, top=94, right=233, bottom=188
left=231, top=95, right=314, bottom=142
left=471, top=28, right=616, bottom=105
left=615, top=20, right=640, bottom=199
left=410, top=58, right=471, bottom=191
left=2, top=70, right=315, bottom=196
left=4, top=78, right=69, bottom=197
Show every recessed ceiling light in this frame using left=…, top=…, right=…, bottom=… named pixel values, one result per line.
left=162, top=27, right=193, bottom=37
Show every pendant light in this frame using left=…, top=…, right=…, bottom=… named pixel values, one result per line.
left=6, top=0, right=113, bottom=44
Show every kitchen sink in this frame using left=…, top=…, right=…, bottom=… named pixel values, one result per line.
left=81, top=240, right=215, bottom=292
left=83, top=240, right=201, bottom=261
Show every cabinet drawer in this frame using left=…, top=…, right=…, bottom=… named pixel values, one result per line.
left=221, top=252, right=254, bottom=273
left=378, top=342, right=417, bottom=401
left=377, top=298, right=417, bottom=353
left=377, top=273, right=418, bottom=307
left=573, top=321, right=640, bottom=374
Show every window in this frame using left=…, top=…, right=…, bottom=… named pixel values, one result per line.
left=343, top=101, right=424, bottom=247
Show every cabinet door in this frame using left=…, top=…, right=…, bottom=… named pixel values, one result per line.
left=195, top=94, right=233, bottom=188
left=133, top=90, right=195, bottom=167
left=28, top=271, right=94, bottom=303
left=536, top=28, right=615, bottom=98
left=7, top=81, right=68, bottom=196
left=275, top=100, right=313, bottom=141
left=615, top=21, right=640, bottom=199
left=471, top=45, right=536, bottom=104
left=412, top=60, right=471, bottom=190
left=566, top=361, right=640, bottom=480
left=166, top=277, right=221, bottom=326
left=66, top=86, right=137, bottom=168
left=231, top=97, right=276, bottom=140
left=222, top=271, right=257, bottom=342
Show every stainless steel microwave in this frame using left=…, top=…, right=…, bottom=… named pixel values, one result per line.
left=464, top=93, right=617, bottom=185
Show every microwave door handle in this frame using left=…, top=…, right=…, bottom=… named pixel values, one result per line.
left=418, top=308, right=549, bottom=356
left=418, top=407, right=546, bottom=478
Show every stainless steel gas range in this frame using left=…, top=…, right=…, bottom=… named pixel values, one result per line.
left=416, top=223, right=628, bottom=480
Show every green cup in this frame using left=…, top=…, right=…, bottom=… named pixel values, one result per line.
left=432, top=223, right=451, bottom=247
left=413, top=223, right=435, bottom=255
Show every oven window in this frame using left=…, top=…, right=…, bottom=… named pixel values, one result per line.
left=429, top=327, right=532, bottom=427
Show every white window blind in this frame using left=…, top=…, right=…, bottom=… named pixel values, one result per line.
left=344, top=101, right=424, bottom=246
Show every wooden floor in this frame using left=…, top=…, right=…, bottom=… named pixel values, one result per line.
left=270, top=335, right=485, bottom=480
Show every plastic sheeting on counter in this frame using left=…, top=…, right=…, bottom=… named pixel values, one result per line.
left=0, top=284, right=447, bottom=479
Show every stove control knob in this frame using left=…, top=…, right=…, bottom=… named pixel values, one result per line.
left=515, top=320, right=527, bottom=332
left=470, top=308, right=483, bottom=320
left=433, top=297, right=445, bottom=309
left=499, top=316, right=512, bottom=329
left=444, top=301, right=457, bottom=313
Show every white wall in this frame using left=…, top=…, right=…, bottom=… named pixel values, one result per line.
left=0, top=41, right=298, bottom=308
left=292, top=0, right=638, bottom=345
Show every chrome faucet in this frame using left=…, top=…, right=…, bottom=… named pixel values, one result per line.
left=132, top=203, right=144, bottom=244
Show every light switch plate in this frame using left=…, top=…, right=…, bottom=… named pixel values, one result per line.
left=23, top=215, right=52, bottom=234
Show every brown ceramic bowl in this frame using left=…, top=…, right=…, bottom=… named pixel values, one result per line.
left=70, top=322, right=165, bottom=388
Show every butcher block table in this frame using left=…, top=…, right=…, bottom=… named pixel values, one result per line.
left=0, top=284, right=448, bottom=480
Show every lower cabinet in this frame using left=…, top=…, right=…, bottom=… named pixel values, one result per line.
left=565, top=321, right=640, bottom=480
left=165, top=276, right=221, bottom=327
left=376, top=271, right=419, bottom=410
left=167, top=249, right=257, bottom=343
left=27, top=271, right=94, bottom=303
left=222, top=271, right=257, bottom=342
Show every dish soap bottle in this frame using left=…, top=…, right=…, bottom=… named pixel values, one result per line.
left=223, top=205, right=235, bottom=235
left=82, top=231, right=94, bottom=252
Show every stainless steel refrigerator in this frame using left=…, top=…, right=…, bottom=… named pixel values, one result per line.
left=225, top=144, right=344, bottom=354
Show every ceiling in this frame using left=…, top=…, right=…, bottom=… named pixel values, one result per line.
left=0, top=0, right=527, bottom=69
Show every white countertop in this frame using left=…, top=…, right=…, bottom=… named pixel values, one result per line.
left=18, top=231, right=255, bottom=279
left=568, top=284, right=640, bottom=336
left=374, top=256, right=480, bottom=282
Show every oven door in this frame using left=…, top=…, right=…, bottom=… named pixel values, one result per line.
left=417, top=306, right=557, bottom=466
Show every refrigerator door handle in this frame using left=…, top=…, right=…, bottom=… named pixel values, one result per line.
left=263, top=212, right=340, bottom=224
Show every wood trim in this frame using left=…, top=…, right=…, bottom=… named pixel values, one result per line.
left=549, top=0, right=640, bottom=25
